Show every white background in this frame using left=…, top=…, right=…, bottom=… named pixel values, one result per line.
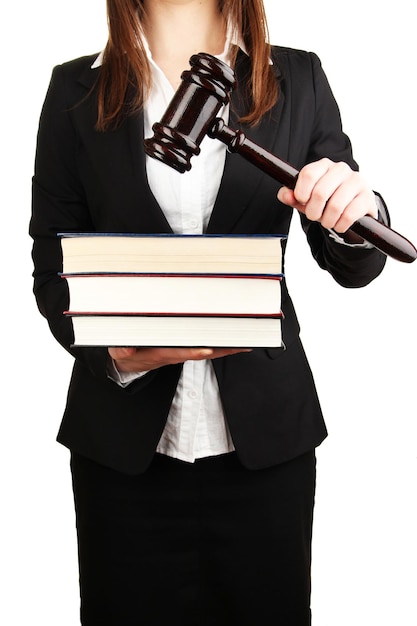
left=1, top=1, right=416, bottom=624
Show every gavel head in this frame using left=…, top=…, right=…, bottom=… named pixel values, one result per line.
left=143, top=53, right=237, bottom=173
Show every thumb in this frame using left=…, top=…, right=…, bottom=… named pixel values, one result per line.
left=108, top=347, right=137, bottom=360
left=277, top=186, right=296, bottom=206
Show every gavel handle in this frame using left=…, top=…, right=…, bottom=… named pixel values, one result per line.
left=209, top=119, right=417, bottom=264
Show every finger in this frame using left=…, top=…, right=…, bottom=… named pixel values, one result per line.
left=278, top=187, right=297, bottom=207
left=293, top=158, right=334, bottom=208
left=108, top=347, right=137, bottom=360
left=207, top=347, right=253, bottom=359
left=163, top=348, right=250, bottom=362
left=183, top=348, right=215, bottom=360
left=150, top=347, right=249, bottom=362
left=300, top=162, right=353, bottom=223
left=109, top=346, right=252, bottom=374
left=139, top=347, right=216, bottom=365
left=317, top=171, right=361, bottom=230
left=332, top=190, right=377, bottom=233
left=277, top=188, right=308, bottom=215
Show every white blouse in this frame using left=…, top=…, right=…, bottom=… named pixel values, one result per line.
left=103, top=36, right=236, bottom=462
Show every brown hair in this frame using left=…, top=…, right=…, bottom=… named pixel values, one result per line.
left=96, top=0, right=278, bottom=131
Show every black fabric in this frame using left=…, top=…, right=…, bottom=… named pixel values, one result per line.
left=71, top=450, right=316, bottom=626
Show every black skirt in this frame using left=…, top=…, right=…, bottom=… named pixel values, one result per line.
left=71, top=449, right=316, bottom=626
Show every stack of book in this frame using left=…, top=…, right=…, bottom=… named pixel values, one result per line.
left=59, top=233, right=285, bottom=348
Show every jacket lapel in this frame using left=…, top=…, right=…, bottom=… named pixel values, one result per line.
left=77, top=59, right=174, bottom=234
left=207, top=50, right=285, bottom=233
left=125, top=112, right=174, bottom=233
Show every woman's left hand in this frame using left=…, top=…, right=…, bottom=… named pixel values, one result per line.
left=277, top=158, right=378, bottom=232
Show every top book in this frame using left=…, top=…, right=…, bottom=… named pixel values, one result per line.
left=59, top=233, right=285, bottom=275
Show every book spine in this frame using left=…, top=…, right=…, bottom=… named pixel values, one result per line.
left=64, top=311, right=284, bottom=318
left=60, top=272, right=283, bottom=279
left=58, top=232, right=288, bottom=240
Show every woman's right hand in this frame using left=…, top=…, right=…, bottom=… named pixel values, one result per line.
left=108, top=346, right=251, bottom=374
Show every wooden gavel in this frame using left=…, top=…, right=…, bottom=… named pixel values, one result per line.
left=144, top=53, right=417, bottom=263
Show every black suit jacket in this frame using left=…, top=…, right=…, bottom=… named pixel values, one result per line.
left=30, top=47, right=387, bottom=473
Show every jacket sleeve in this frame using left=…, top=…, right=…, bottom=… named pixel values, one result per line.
left=29, top=64, right=155, bottom=388
left=296, top=52, right=388, bottom=287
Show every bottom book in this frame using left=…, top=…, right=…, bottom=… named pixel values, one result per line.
left=69, top=314, right=283, bottom=348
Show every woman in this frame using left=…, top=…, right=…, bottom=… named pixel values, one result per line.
left=30, top=1, right=388, bottom=624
